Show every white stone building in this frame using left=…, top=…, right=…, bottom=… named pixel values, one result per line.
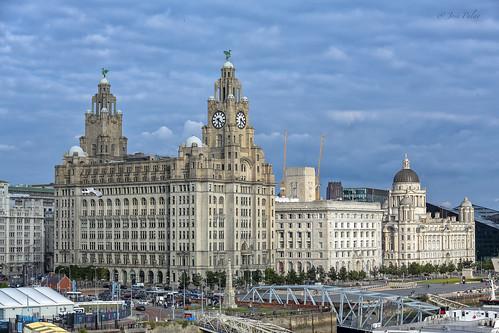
left=54, top=58, right=276, bottom=286
left=283, top=167, right=316, bottom=202
left=382, top=155, right=475, bottom=267
left=275, top=199, right=383, bottom=274
left=0, top=181, right=45, bottom=278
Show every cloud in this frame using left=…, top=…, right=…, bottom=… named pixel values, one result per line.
left=82, top=34, right=107, bottom=44
left=0, top=144, right=16, bottom=151
left=182, top=120, right=203, bottom=138
left=440, top=201, right=453, bottom=208
left=1, top=1, right=499, bottom=209
left=324, top=46, right=348, bottom=61
left=141, top=126, right=173, bottom=140
left=327, top=110, right=378, bottom=125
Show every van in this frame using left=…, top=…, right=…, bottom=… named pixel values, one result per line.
left=73, top=307, right=85, bottom=314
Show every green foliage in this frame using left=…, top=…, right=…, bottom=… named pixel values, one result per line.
left=306, top=266, right=317, bottom=281
left=192, top=273, right=202, bottom=287
left=476, top=259, right=494, bottom=271
left=327, top=267, right=337, bottom=281
left=179, top=271, right=190, bottom=289
left=285, top=269, right=299, bottom=284
left=338, top=267, right=348, bottom=281
left=251, top=270, right=263, bottom=284
left=205, top=271, right=226, bottom=289
left=0, top=282, right=8, bottom=289
left=234, top=276, right=245, bottom=288
left=263, top=268, right=285, bottom=285
left=55, top=265, right=109, bottom=280
left=317, top=266, right=326, bottom=282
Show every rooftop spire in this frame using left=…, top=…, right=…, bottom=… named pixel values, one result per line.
left=403, top=153, right=410, bottom=169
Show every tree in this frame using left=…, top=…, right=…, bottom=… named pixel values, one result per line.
left=358, top=270, right=367, bottom=280
left=297, top=270, right=306, bottom=285
left=348, top=270, right=359, bottom=281
left=192, top=273, right=202, bottom=288
left=251, top=270, right=263, bottom=285
left=206, top=271, right=218, bottom=289
left=235, top=276, right=245, bottom=288
left=408, top=262, right=421, bottom=276
left=317, top=266, right=326, bottom=282
left=423, top=263, right=435, bottom=274
left=338, top=267, right=348, bottom=281
left=179, top=272, right=190, bottom=289
left=306, top=266, right=317, bottom=282
left=399, top=264, right=408, bottom=277
left=286, top=269, right=299, bottom=284
left=447, top=263, right=456, bottom=273
left=439, top=263, right=448, bottom=274
left=327, top=267, right=337, bottom=281
left=264, top=268, right=284, bottom=285
left=370, top=266, right=379, bottom=278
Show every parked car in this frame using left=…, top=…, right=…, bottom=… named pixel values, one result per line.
left=135, top=305, right=146, bottom=311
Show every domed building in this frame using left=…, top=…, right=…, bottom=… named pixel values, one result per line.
left=382, top=155, right=475, bottom=267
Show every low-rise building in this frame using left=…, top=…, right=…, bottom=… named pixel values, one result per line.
left=0, top=287, right=73, bottom=320
left=275, top=199, right=383, bottom=274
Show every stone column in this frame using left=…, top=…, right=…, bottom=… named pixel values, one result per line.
left=224, top=259, right=237, bottom=308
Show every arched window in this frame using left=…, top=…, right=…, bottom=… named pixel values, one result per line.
left=98, top=199, right=104, bottom=207
left=150, top=198, right=156, bottom=205
left=159, top=197, right=165, bottom=205
left=141, top=198, right=147, bottom=206
left=262, top=198, right=266, bottom=206
left=115, top=199, right=121, bottom=206
left=219, top=197, right=224, bottom=205
left=124, top=198, right=129, bottom=206
left=90, top=199, right=96, bottom=207
left=132, top=198, right=138, bottom=206
left=107, top=199, right=112, bottom=206
left=82, top=200, right=87, bottom=207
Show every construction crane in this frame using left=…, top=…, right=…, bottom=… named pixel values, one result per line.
left=315, top=135, right=325, bottom=201
left=279, top=130, right=288, bottom=197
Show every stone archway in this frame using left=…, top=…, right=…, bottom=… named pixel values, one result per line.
left=148, top=271, right=154, bottom=285
left=130, top=270, right=136, bottom=285
left=113, top=269, right=119, bottom=282
left=139, top=270, right=145, bottom=283
left=122, top=270, right=128, bottom=285
left=157, top=271, right=163, bottom=285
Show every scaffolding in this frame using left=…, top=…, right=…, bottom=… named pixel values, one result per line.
left=240, top=285, right=440, bottom=331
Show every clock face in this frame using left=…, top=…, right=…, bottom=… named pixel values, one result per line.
left=236, top=111, right=246, bottom=129
left=212, top=111, right=226, bottom=129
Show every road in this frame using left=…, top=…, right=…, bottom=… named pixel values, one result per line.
left=132, top=305, right=187, bottom=322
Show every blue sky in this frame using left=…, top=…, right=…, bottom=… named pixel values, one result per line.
left=0, top=1, right=498, bottom=209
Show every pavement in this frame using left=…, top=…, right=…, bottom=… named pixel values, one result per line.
left=379, top=280, right=490, bottom=297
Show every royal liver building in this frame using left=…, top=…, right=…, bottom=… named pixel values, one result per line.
left=54, top=58, right=276, bottom=286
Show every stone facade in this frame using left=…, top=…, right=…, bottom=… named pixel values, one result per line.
left=382, top=155, right=475, bottom=267
left=283, top=167, right=316, bottom=202
left=0, top=181, right=45, bottom=278
left=54, top=59, right=276, bottom=286
left=8, top=184, right=55, bottom=272
left=275, top=199, right=383, bottom=274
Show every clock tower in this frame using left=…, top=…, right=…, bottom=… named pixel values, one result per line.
left=202, top=58, right=254, bottom=153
